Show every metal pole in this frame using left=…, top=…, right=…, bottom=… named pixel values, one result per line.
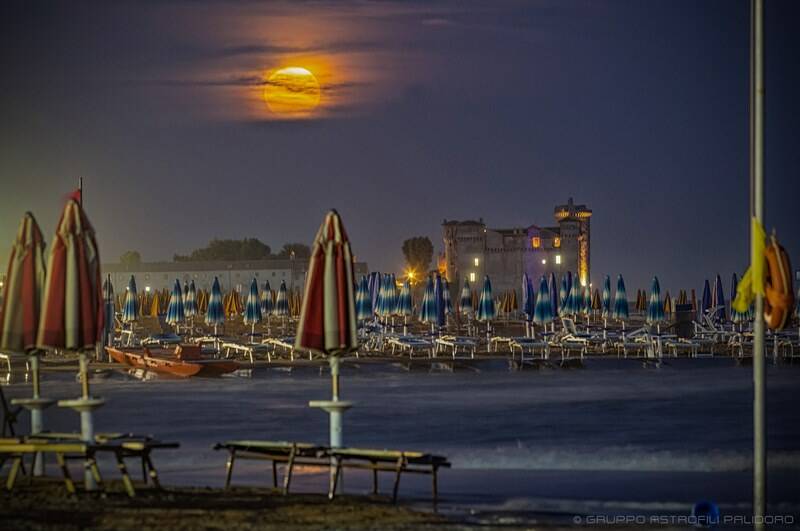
left=751, top=0, right=766, bottom=525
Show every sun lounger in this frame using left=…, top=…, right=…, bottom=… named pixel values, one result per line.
left=508, top=337, right=549, bottom=361
left=1, top=434, right=179, bottom=497
left=434, top=336, right=477, bottom=359
left=213, top=440, right=450, bottom=503
left=221, top=341, right=273, bottom=364
left=262, top=337, right=302, bottom=361
left=386, top=336, right=434, bottom=358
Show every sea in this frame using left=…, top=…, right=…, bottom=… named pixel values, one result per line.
left=3, top=357, right=800, bottom=527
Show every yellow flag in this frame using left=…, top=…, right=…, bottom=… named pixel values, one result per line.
left=733, top=217, right=767, bottom=313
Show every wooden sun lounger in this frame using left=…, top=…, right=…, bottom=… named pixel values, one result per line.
left=261, top=337, right=302, bottom=361
left=434, top=336, right=477, bottom=359
left=0, top=434, right=179, bottom=497
left=221, top=341, right=273, bottom=364
left=213, top=440, right=450, bottom=503
left=508, top=337, right=549, bottom=360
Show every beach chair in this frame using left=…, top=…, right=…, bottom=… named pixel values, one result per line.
left=434, top=336, right=477, bottom=359
left=386, top=336, right=434, bottom=359
left=509, top=337, right=549, bottom=361
left=221, top=341, right=271, bottom=364
left=261, top=337, right=301, bottom=361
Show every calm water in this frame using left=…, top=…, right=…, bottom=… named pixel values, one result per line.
left=3, top=358, right=800, bottom=523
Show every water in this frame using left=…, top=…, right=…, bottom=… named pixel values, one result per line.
left=3, top=358, right=800, bottom=524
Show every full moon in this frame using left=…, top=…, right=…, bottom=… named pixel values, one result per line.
left=263, top=67, right=321, bottom=116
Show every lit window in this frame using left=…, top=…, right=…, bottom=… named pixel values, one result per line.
left=474, top=257, right=480, bottom=267
left=553, top=237, right=561, bottom=248
left=469, top=272, right=476, bottom=282
left=541, top=259, right=546, bottom=265
left=531, top=237, right=541, bottom=248
left=555, top=255, right=562, bottom=265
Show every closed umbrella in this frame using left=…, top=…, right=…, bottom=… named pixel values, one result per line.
left=433, top=273, right=446, bottom=332
left=395, top=279, right=413, bottom=335
left=549, top=273, right=558, bottom=331
left=476, top=275, right=495, bottom=340
left=559, top=275, right=570, bottom=317
left=297, top=210, right=358, bottom=495
left=533, top=275, right=553, bottom=337
left=419, top=275, right=437, bottom=333
left=37, top=199, right=105, bottom=490
left=274, top=280, right=289, bottom=332
left=647, top=276, right=664, bottom=326
left=0, top=213, right=52, bottom=474
left=712, top=274, right=726, bottom=323
left=166, top=279, right=186, bottom=329
left=613, top=274, right=629, bottom=322
left=102, top=275, right=114, bottom=347
left=701, top=279, right=712, bottom=322
left=582, top=283, right=592, bottom=318
left=355, top=275, right=373, bottom=322
left=521, top=274, right=535, bottom=337
left=243, top=278, right=262, bottom=338
left=206, top=277, right=225, bottom=335
left=441, top=278, right=453, bottom=316
left=185, top=280, right=198, bottom=318
left=122, top=275, right=138, bottom=324
left=459, top=279, right=473, bottom=316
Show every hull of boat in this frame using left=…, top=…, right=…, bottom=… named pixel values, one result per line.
left=106, top=347, right=238, bottom=378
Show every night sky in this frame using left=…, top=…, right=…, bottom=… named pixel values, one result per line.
left=1, top=0, right=798, bottom=294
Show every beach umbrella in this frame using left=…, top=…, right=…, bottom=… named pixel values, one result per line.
left=558, top=275, right=569, bottom=316
left=533, top=275, right=553, bottom=333
left=712, top=274, right=726, bottom=323
left=367, top=271, right=380, bottom=316
left=433, top=273, right=446, bottom=330
left=441, top=278, right=454, bottom=316
left=613, top=274, right=629, bottom=321
left=185, top=280, right=198, bottom=318
left=663, top=291, right=672, bottom=317
left=273, top=280, right=289, bottom=317
left=591, top=288, right=601, bottom=312
left=647, top=276, right=664, bottom=325
left=565, top=278, right=580, bottom=316
left=419, top=275, right=437, bottom=332
left=601, top=275, right=612, bottom=318
left=701, top=279, right=712, bottom=320
left=0, top=213, right=50, bottom=467
left=102, top=275, right=114, bottom=347
left=243, top=278, right=262, bottom=338
left=730, top=273, right=747, bottom=326
left=459, top=279, right=473, bottom=315
left=296, top=210, right=358, bottom=474
left=521, top=274, right=535, bottom=337
left=549, top=273, right=558, bottom=325
left=395, top=280, right=413, bottom=334
left=183, top=281, right=189, bottom=305
left=206, top=277, right=224, bottom=333
left=582, top=283, right=592, bottom=316
left=355, top=276, right=373, bottom=322
left=122, top=275, right=138, bottom=323
left=260, top=281, right=274, bottom=314
left=149, top=292, right=160, bottom=317
left=36, top=199, right=104, bottom=490
left=166, top=279, right=186, bottom=327
left=476, top=276, right=495, bottom=339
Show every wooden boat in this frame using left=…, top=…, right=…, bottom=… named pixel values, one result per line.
left=106, top=345, right=239, bottom=378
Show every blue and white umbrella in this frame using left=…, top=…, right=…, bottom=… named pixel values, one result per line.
left=206, top=277, right=225, bottom=331
left=549, top=273, right=558, bottom=320
left=646, top=276, right=664, bottom=324
left=433, top=274, right=446, bottom=328
left=565, top=277, right=581, bottom=316
left=273, top=280, right=289, bottom=317
left=260, top=281, right=273, bottom=315
left=122, top=275, right=138, bottom=323
left=243, top=278, right=262, bottom=329
left=476, top=275, right=496, bottom=322
left=582, top=283, right=592, bottom=316
left=701, top=279, right=712, bottom=320
left=522, top=274, right=535, bottom=322
left=183, top=281, right=190, bottom=305
left=356, top=275, right=373, bottom=322
left=396, top=279, right=413, bottom=334
left=712, top=274, right=726, bottom=323
left=533, top=275, right=553, bottom=330
left=613, top=274, right=629, bottom=321
left=184, top=280, right=198, bottom=318
left=419, top=275, right=437, bottom=331
left=459, top=279, right=473, bottom=316
left=441, top=278, right=453, bottom=316
left=559, top=275, right=570, bottom=317
left=601, top=275, right=612, bottom=318
left=166, top=279, right=186, bottom=327
left=367, top=272, right=381, bottom=316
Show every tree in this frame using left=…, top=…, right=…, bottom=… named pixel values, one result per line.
left=277, top=243, right=311, bottom=259
left=174, top=238, right=272, bottom=262
left=119, top=250, right=141, bottom=266
left=402, top=237, right=433, bottom=274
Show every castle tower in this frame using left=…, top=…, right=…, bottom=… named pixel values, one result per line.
left=554, top=198, right=592, bottom=285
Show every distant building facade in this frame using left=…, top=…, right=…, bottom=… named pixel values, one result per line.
left=442, top=198, right=592, bottom=297
left=102, top=258, right=369, bottom=293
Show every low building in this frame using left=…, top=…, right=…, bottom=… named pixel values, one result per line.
left=102, top=258, right=369, bottom=293
left=442, top=198, right=592, bottom=298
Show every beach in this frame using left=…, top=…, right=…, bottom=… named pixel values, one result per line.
left=3, top=356, right=799, bottom=528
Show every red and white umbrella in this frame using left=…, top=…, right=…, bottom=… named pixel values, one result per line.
left=0, top=212, right=47, bottom=352
left=37, top=199, right=104, bottom=353
left=295, top=209, right=358, bottom=357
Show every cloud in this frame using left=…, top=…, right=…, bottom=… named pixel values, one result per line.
left=217, top=40, right=383, bottom=58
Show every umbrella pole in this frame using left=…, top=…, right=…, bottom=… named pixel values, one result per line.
left=30, top=352, right=45, bottom=476
left=79, top=351, right=97, bottom=490
left=403, top=315, right=408, bottom=336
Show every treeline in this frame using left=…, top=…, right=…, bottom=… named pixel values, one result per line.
left=119, top=239, right=310, bottom=265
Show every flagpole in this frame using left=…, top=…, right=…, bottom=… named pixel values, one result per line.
left=751, top=0, right=766, bottom=526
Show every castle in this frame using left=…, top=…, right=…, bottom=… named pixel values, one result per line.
left=442, top=198, right=592, bottom=298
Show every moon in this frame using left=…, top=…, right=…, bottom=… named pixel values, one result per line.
left=263, top=67, right=321, bottom=116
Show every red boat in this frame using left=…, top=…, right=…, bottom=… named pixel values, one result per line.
left=106, top=345, right=239, bottom=378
